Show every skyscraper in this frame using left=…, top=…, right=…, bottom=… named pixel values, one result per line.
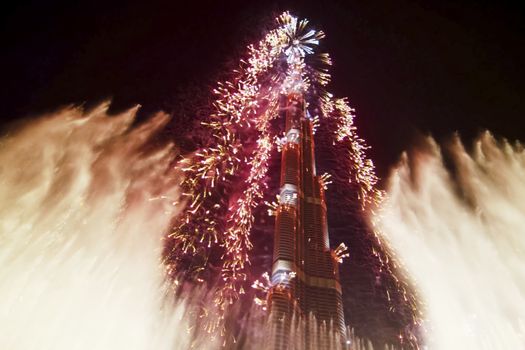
left=168, top=11, right=387, bottom=348
left=268, top=92, right=346, bottom=349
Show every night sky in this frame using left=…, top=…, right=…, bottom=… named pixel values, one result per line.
left=2, top=0, right=524, bottom=178
left=2, top=1, right=525, bottom=346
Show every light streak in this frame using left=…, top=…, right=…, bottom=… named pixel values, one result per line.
left=333, top=243, right=350, bottom=263
left=320, top=172, right=333, bottom=190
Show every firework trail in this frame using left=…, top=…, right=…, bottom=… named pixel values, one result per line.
left=375, top=133, right=525, bottom=349
left=164, top=11, right=420, bottom=346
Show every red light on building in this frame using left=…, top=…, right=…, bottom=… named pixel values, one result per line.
left=268, top=94, right=346, bottom=349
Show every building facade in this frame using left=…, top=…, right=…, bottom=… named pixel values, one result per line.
left=268, top=93, right=346, bottom=349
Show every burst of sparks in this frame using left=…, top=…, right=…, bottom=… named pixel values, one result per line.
left=252, top=272, right=272, bottom=311
left=264, top=195, right=280, bottom=217
left=311, top=114, right=320, bottom=134
left=279, top=12, right=325, bottom=59
left=332, top=243, right=350, bottom=263
left=251, top=270, right=297, bottom=312
left=319, top=172, right=333, bottom=190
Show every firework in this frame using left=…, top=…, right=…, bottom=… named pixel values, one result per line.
left=165, top=11, right=419, bottom=344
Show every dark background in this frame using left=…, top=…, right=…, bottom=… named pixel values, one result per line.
left=2, top=0, right=524, bottom=178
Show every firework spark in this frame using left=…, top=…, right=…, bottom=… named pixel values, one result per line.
left=165, top=11, right=413, bottom=341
